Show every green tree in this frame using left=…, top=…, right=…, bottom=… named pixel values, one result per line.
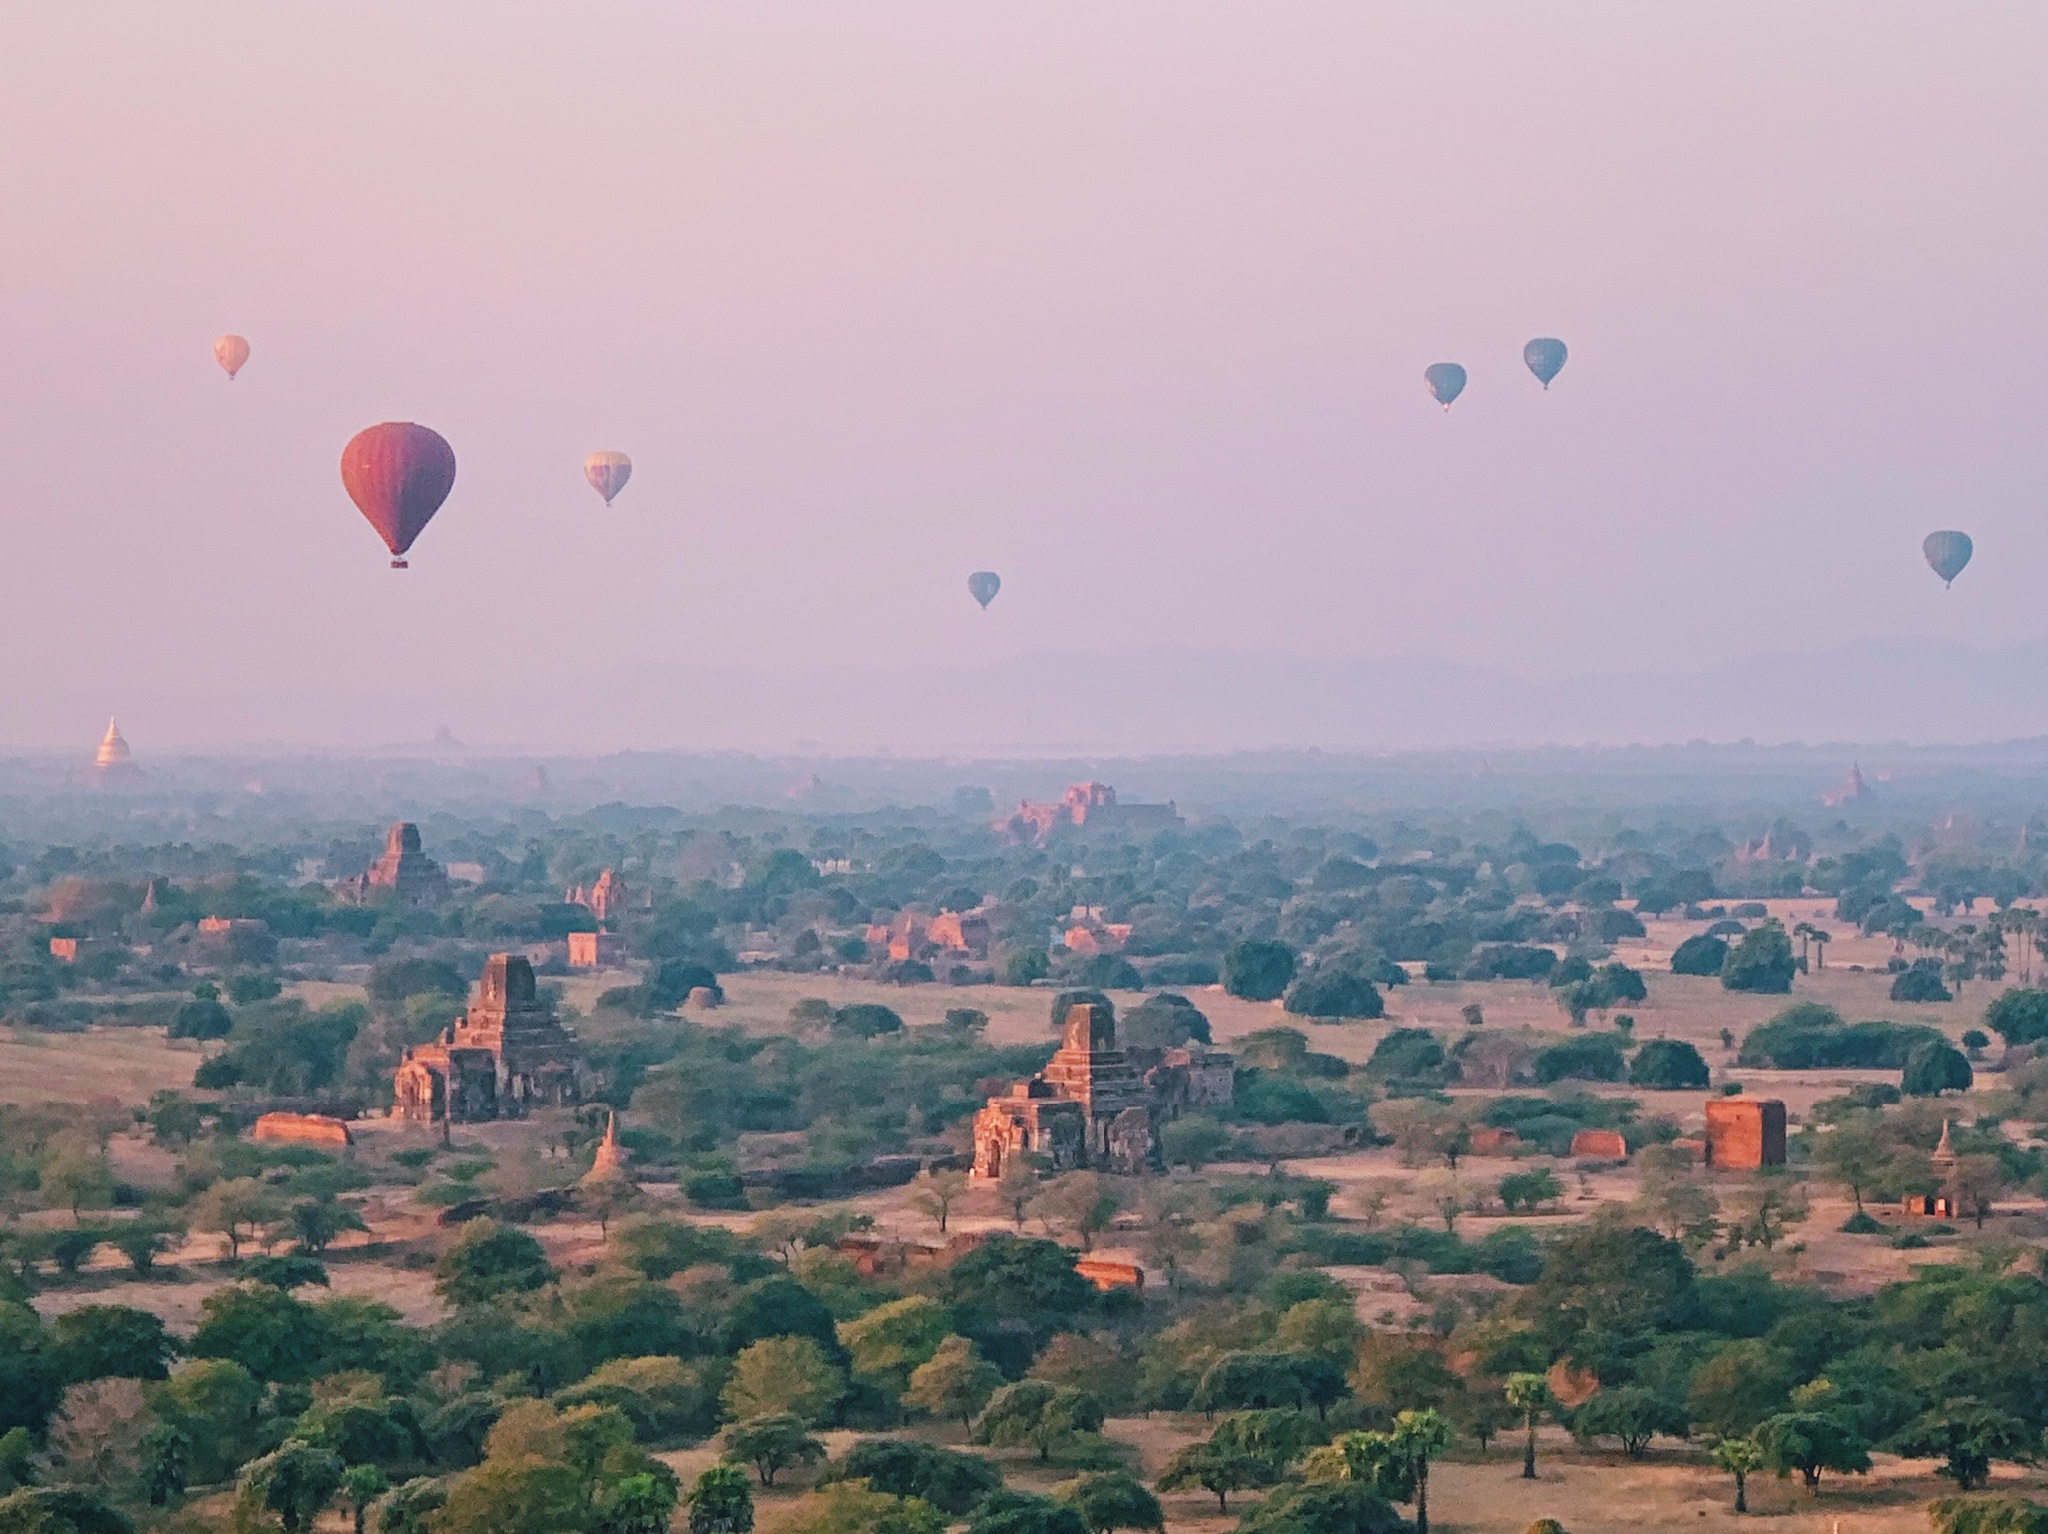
left=910, top=1171, right=971, bottom=1236
left=435, top=1219, right=556, bottom=1306
left=1159, top=1118, right=1237, bottom=1171
left=1390, top=1410, right=1451, bottom=1534
left=140, top=1423, right=191, bottom=1507
left=1629, top=1039, right=1710, bottom=1089
left=1686, top=1341, right=1795, bottom=1439
left=1928, top=1496, right=2048, bottom=1534
left=1903, top=1040, right=1973, bottom=1097
left=1570, top=1388, right=1686, bottom=1459
left=340, top=1465, right=389, bottom=1534
left=1671, top=935, right=1730, bottom=976
left=1985, top=988, right=2048, bottom=1046
left=968, top=1490, right=1090, bottom=1534
left=721, top=1337, right=845, bottom=1426
left=1722, top=923, right=1796, bottom=994
left=50, top=1306, right=173, bottom=1385
left=1754, top=1411, right=1871, bottom=1493
left=1225, top=941, right=1297, bottom=1003
left=600, top=1471, right=679, bottom=1534
left=1894, top=1402, right=2037, bottom=1492
left=781, top=1484, right=943, bottom=1534
left=1505, top=1374, right=1551, bottom=1480
left=904, top=1337, right=1003, bottom=1426
left=1155, top=1441, right=1278, bottom=1514
left=1496, top=1169, right=1561, bottom=1213
left=375, top=1478, right=446, bottom=1534
left=236, top=1441, right=346, bottom=1534
left=973, top=1383, right=1105, bottom=1463
left=823, top=1440, right=1000, bottom=1516
left=839, top=1297, right=951, bottom=1395
left=686, top=1465, right=754, bottom=1534
left=1057, top=1472, right=1161, bottom=1534
left=292, top=1200, right=368, bottom=1256
left=1711, top=1437, right=1764, bottom=1514
left=720, top=1415, right=825, bottom=1488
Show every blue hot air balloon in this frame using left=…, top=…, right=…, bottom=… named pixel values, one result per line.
left=1423, top=363, right=1467, bottom=410
left=968, top=571, right=1001, bottom=609
left=1923, top=531, right=1973, bottom=588
left=1524, top=337, right=1568, bottom=388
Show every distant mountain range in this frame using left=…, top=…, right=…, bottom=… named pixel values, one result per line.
left=13, top=636, right=2048, bottom=755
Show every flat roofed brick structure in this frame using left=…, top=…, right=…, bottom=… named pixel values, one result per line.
left=1704, top=1097, right=1786, bottom=1169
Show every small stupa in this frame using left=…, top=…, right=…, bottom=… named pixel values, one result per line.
left=1932, top=1118, right=1957, bottom=1176
left=581, top=1110, right=635, bottom=1189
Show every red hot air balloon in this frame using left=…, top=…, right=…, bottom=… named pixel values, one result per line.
left=339, top=423, right=457, bottom=568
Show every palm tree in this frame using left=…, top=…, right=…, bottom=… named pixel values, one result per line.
left=1792, top=923, right=1814, bottom=971
left=1810, top=929, right=1831, bottom=970
left=1505, top=1374, right=1552, bottom=1480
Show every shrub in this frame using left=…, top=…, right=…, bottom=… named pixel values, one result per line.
left=1531, top=1035, right=1627, bottom=1085
left=1225, top=942, right=1297, bottom=1003
left=1891, top=961, right=1953, bottom=1004
left=1120, top=994, right=1210, bottom=1047
left=1670, top=935, right=1728, bottom=976
left=1363, top=1029, right=1452, bottom=1084
left=1738, top=1004, right=1943, bottom=1069
left=1628, top=1039, right=1709, bottom=1090
left=1142, top=957, right=1219, bottom=987
left=1721, top=923, right=1796, bottom=993
left=1464, top=945, right=1557, bottom=982
left=1902, top=1039, right=1973, bottom=1097
left=1284, top=971, right=1385, bottom=1021
left=1596, top=908, right=1646, bottom=942
left=833, top=1004, right=904, bottom=1039
left=1071, top=955, right=1141, bottom=991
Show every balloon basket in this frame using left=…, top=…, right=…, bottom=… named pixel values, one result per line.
left=389, top=559, right=409, bottom=570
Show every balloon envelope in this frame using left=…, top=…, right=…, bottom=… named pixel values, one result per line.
left=1923, top=530, right=1973, bottom=587
left=1524, top=337, right=1567, bottom=388
left=1424, top=363, right=1467, bottom=409
left=968, top=571, right=1001, bottom=609
left=340, top=423, right=457, bottom=567
left=585, top=451, right=632, bottom=506
left=213, top=334, right=249, bottom=380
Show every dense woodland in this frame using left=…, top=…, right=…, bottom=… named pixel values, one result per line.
left=5, top=779, right=2048, bottom=1534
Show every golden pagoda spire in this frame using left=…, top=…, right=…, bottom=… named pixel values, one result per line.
left=95, top=717, right=132, bottom=769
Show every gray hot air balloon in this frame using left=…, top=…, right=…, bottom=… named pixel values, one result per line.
left=1923, top=530, right=1973, bottom=588
left=968, top=571, right=1001, bottom=609
left=1524, top=337, right=1568, bottom=388
left=1424, top=363, right=1467, bottom=410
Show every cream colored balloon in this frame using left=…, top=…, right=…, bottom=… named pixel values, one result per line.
left=584, top=450, right=632, bottom=506
left=213, top=333, right=250, bottom=380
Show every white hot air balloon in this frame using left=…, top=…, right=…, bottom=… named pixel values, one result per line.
left=213, top=334, right=250, bottom=380
left=584, top=451, right=632, bottom=506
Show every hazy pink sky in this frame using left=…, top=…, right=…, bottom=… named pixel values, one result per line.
left=3, top=4, right=2046, bottom=749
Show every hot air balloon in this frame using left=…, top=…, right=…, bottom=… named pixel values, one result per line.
left=340, top=423, right=457, bottom=569
left=584, top=451, right=632, bottom=506
left=968, top=571, right=1001, bottom=610
left=213, top=334, right=250, bottom=381
left=1424, top=363, right=1467, bottom=410
left=1923, top=530, right=1973, bottom=588
left=1524, top=337, right=1567, bottom=388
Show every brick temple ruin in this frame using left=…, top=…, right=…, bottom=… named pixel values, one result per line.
left=340, top=823, right=450, bottom=906
left=393, top=953, right=582, bottom=1123
left=995, top=782, right=1183, bottom=845
left=971, top=1000, right=1234, bottom=1177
